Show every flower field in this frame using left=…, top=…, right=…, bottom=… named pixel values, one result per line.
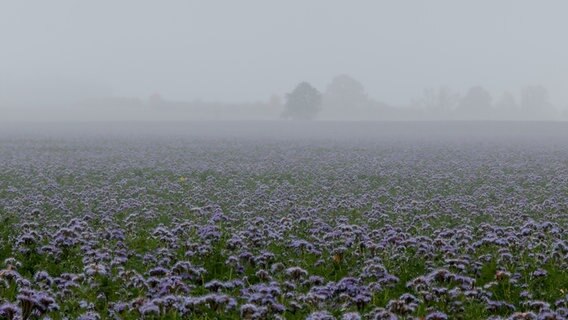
left=1, top=132, right=567, bottom=319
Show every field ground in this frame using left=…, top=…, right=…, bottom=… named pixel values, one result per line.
left=0, top=122, right=567, bottom=319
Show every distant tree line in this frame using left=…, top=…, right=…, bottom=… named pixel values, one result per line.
left=282, top=75, right=563, bottom=121
left=281, top=82, right=322, bottom=120
left=56, top=75, right=566, bottom=121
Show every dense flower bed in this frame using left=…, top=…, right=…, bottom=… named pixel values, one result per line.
left=0, top=136, right=567, bottom=319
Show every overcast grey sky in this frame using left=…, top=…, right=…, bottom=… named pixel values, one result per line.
left=1, top=0, right=567, bottom=106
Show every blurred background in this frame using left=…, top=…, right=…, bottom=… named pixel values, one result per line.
left=1, top=1, right=568, bottom=122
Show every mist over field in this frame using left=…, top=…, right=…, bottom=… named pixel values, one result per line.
left=2, top=2, right=568, bottom=320
left=2, top=1, right=568, bottom=122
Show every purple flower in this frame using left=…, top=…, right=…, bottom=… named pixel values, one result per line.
left=0, top=303, right=20, bottom=320
left=306, top=310, right=336, bottom=320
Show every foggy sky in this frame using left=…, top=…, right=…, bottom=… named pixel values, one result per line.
left=1, top=0, right=568, bottom=118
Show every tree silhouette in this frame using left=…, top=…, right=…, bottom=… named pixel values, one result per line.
left=457, top=86, right=492, bottom=119
left=281, top=82, right=322, bottom=120
left=323, top=74, right=369, bottom=109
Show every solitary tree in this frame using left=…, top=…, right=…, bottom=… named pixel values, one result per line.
left=281, top=82, right=322, bottom=120
left=323, top=74, right=369, bottom=109
left=457, top=86, right=492, bottom=119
